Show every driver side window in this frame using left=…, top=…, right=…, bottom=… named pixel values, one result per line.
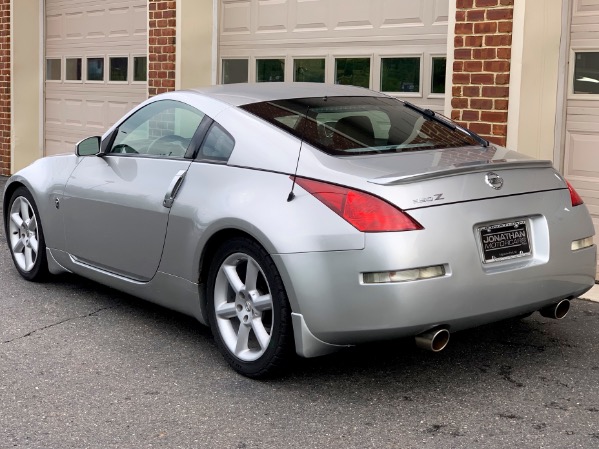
left=109, top=100, right=205, bottom=158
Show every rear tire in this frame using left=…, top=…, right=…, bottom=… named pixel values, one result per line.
left=5, top=187, right=49, bottom=282
left=206, top=237, right=294, bottom=378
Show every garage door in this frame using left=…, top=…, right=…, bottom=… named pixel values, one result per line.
left=564, top=0, right=599, bottom=277
left=218, top=0, right=449, bottom=113
left=45, top=0, right=148, bottom=156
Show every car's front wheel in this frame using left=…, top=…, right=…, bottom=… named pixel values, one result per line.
left=207, top=237, right=293, bottom=378
left=6, top=187, right=49, bottom=281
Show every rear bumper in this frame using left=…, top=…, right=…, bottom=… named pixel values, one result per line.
left=273, top=190, right=597, bottom=349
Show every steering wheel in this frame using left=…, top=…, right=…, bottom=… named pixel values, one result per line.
left=147, top=134, right=189, bottom=156
left=111, top=144, right=138, bottom=154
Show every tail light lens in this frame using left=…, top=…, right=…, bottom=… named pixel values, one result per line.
left=294, top=177, right=423, bottom=232
left=566, top=180, right=584, bottom=207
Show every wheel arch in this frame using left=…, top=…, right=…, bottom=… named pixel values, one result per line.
left=196, top=227, right=300, bottom=324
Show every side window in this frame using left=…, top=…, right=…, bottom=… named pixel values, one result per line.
left=198, top=123, right=235, bottom=162
left=109, top=100, right=205, bottom=157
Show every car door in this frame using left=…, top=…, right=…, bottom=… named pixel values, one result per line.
left=62, top=99, right=207, bottom=281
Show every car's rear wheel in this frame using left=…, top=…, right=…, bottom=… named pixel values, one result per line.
left=6, top=187, right=49, bottom=281
left=207, top=237, right=293, bottom=378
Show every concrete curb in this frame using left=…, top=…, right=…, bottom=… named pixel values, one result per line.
left=579, top=283, right=599, bottom=303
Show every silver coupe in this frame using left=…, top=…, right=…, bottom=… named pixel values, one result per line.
left=3, top=83, right=596, bottom=377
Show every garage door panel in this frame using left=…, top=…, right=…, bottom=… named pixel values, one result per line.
left=567, top=0, right=599, bottom=277
left=45, top=0, right=147, bottom=157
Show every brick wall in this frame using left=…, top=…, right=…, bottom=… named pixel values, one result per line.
left=452, top=0, right=514, bottom=146
left=0, top=0, right=10, bottom=176
left=148, top=0, right=176, bottom=97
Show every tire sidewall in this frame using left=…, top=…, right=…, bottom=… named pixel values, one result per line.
left=206, top=237, right=291, bottom=378
left=6, top=187, right=48, bottom=282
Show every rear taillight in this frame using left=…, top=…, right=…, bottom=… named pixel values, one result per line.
left=566, top=180, right=584, bottom=207
left=294, top=177, right=423, bottom=232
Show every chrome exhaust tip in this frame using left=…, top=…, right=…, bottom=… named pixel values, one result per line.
left=415, top=328, right=450, bottom=352
left=539, top=299, right=571, bottom=320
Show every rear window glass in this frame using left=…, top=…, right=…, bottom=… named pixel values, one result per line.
left=241, top=96, right=479, bottom=156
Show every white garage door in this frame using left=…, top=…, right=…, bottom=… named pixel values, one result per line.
left=564, top=0, right=599, bottom=277
left=45, top=0, right=148, bottom=156
left=218, top=0, right=449, bottom=113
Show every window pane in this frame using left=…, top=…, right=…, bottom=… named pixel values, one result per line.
left=335, top=58, right=370, bottom=88
left=574, top=52, right=599, bottom=94
left=87, top=58, right=104, bottom=81
left=110, top=100, right=205, bottom=158
left=110, top=57, right=128, bottom=82
left=222, top=59, right=249, bottom=84
left=46, top=59, right=61, bottom=81
left=381, top=57, right=420, bottom=93
left=66, top=58, right=82, bottom=81
left=257, top=59, right=285, bottom=82
left=294, top=59, right=325, bottom=83
left=431, top=57, right=446, bottom=94
left=134, top=56, right=147, bottom=82
left=200, top=123, right=235, bottom=161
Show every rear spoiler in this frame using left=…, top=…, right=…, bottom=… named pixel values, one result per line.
left=368, top=159, right=555, bottom=186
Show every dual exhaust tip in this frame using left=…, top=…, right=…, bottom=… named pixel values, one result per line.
left=414, top=299, right=571, bottom=353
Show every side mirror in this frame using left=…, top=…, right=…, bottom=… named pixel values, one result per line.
left=76, top=136, right=101, bottom=156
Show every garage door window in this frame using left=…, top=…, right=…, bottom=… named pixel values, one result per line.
left=222, top=59, right=249, bottom=84
left=46, top=59, right=61, bottom=81
left=294, top=59, right=325, bottom=83
left=87, top=58, right=104, bottom=82
left=257, top=59, right=285, bottom=82
left=110, top=57, right=128, bottom=82
left=573, top=51, right=599, bottom=94
left=335, top=58, right=370, bottom=88
left=431, top=57, right=446, bottom=94
left=381, top=57, right=420, bottom=93
left=66, top=58, right=82, bottom=81
left=133, top=56, right=147, bottom=82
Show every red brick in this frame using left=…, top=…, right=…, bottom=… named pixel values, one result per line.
left=469, top=122, right=492, bottom=134
left=482, top=86, right=510, bottom=97
left=462, top=110, right=480, bottom=121
left=470, top=73, right=494, bottom=85
left=487, top=8, right=513, bottom=20
left=463, top=61, right=483, bottom=72
left=453, top=60, right=464, bottom=72
left=453, top=73, right=471, bottom=85
left=485, top=34, right=512, bottom=47
left=497, top=48, right=511, bottom=59
left=452, top=98, right=469, bottom=109
left=481, top=111, right=508, bottom=123
left=495, top=99, right=509, bottom=110
left=466, top=10, right=485, bottom=21
left=476, top=0, right=498, bottom=6
left=456, top=0, right=474, bottom=8
left=463, top=86, right=481, bottom=97
left=464, top=35, right=483, bottom=47
left=455, top=22, right=474, bottom=35
left=472, top=48, right=496, bottom=60
left=484, top=60, right=511, bottom=73
left=498, top=20, right=513, bottom=33
left=495, top=73, right=510, bottom=85
left=454, top=36, right=464, bottom=48
left=470, top=98, right=494, bottom=110
left=492, top=124, right=508, bottom=136
left=474, top=21, right=498, bottom=34
left=455, top=48, right=472, bottom=60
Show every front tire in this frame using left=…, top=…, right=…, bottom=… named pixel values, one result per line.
left=5, top=187, right=49, bottom=281
left=207, top=237, right=293, bottom=378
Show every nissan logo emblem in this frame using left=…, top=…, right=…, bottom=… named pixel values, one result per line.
left=485, top=172, right=503, bottom=190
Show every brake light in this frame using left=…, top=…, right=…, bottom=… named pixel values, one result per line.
left=294, top=177, right=423, bottom=232
left=566, top=180, right=584, bottom=207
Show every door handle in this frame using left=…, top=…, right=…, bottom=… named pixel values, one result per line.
left=163, top=170, right=187, bottom=208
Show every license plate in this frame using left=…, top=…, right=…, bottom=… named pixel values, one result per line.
left=478, top=220, right=531, bottom=263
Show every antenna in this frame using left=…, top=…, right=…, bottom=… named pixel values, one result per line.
left=287, top=104, right=311, bottom=202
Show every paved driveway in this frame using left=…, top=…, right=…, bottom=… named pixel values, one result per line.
left=1, top=175, right=598, bottom=448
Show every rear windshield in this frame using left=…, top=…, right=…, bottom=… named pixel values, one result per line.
left=241, top=96, right=480, bottom=156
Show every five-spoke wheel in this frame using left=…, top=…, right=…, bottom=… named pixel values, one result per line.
left=207, top=237, right=292, bottom=378
left=6, top=187, right=48, bottom=281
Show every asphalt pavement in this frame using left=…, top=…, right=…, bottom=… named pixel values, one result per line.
left=1, top=175, right=598, bottom=449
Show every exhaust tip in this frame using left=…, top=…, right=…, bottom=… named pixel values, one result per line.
left=539, top=299, right=571, bottom=320
left=415, top=328, right=450, bottom=352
